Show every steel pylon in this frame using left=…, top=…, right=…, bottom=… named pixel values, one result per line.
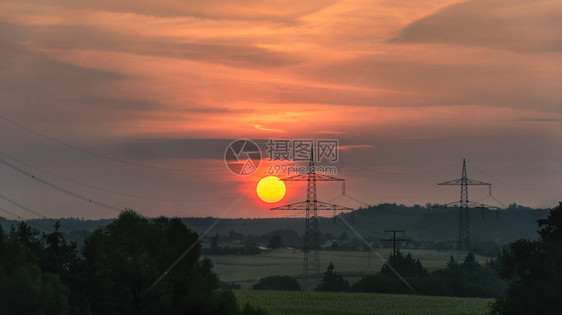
left=437, top=159, right=497, bottom=253
left=271, top=148, right=351, bottom=289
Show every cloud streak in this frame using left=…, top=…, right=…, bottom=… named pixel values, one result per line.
left=1, top=0, right=561, bottom=217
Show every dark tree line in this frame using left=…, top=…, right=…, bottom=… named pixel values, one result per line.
left=317, top=251, right=507, bottom=298
left=252, top=275, right=300, bottom=291
left=316, top=202, right=562, bottom=313
left=0, top=210, right=265, bottom=315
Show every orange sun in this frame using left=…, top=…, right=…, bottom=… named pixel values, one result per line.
left=256, top=176, right=286, bottom=203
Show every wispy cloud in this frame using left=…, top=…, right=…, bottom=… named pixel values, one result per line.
left=339, top=144, right=374, bottom=151
left=2, top=0, right=562, bottom=217
left=253, top=124, right=285, bottom=133
left=518, top=117, right=562, bottom=123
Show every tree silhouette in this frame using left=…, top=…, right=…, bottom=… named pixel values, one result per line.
left=253, top=275, right=300, bottom=291
left=315, top=262, right=349, bottom=292
left=9, top=221, right=42, bottom=256
left=382, top=251, right=428, bottom=279
left=77, top=210, right=253, bottom=314
left=0, top=224, right=69, bottom=314
left=491, top=202, right=562, bottom=314
left=41, top=221, right=78, bottom=275
left=267, top=235, right=283, bottom=249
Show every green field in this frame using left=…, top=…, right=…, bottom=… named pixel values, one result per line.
left=207, top=249, right=489, bottom=288
left=234, top=290, right=493, bottom=315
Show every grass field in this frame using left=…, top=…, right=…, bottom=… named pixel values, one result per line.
left=207, top=249, right=489, bottom=288
left=234, top=290, right=493, bottom=315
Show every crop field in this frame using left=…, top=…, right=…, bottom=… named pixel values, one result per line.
left=207, top=249, right=489, bottom=287
left=234, top=290, right=493, bottom=315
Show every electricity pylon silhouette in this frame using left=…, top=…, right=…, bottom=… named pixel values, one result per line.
left=271, top=148, right=352, bottom=289
left=437, top=159, right=497, bottom=253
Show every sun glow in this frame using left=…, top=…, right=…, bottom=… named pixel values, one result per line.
left=256, top=176, right=286, bottom=203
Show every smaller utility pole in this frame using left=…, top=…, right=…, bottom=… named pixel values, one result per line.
left=382, top=230, right=408, bottom=258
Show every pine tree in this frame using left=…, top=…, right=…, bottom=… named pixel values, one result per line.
left=315, top=262, right=350, bottom=292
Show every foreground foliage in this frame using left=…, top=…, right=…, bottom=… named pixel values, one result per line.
left=0, top=210, right=265, bottom=314
left=352, top=251, right=506, bottom=298
left=0, top=222, right=71, bottom=314
left=491, top=202, right=562, bottom=314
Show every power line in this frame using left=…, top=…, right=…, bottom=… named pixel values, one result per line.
left=0, top=152, right=237, bottom=203
left=326, top=192, right=415, bottom=217
left=340, top=161, right=457, bottom=176
left=0, top=204, right=53, bottom=231
left=340, top=192, right=371, bottom=207
left=0, top=194, right=47, bottom=218
left=0, top=157, right=122, bottom=213
left=346, top=186, right=447, bottom=200
left=0, top=206, right=46, bottom=232
left=0, top=205, right=22, bottom=220
left=0, top=114, right=223, bottom=173
left=466, top=160, right=562, bottom=192
left=149, top=26, right=251, bottom=129
left=476, top=194, right=507, bottom=209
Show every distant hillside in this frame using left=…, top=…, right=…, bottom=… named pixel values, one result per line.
left=0, top=204, right=550, bottom=247
left=180, top=204, right=548, bottom=245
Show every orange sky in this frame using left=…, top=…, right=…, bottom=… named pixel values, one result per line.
left=1, top=0, right=561, bottom=219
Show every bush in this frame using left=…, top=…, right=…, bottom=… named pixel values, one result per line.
left=241, top=302, right=268, bottom=315
left=351, top=273, right=395, bottom=293
left=253, top=275, right=301, bottom=291
left=315, top=263, right=349, bottom=292
left=221, top=281, right=242, bottom=289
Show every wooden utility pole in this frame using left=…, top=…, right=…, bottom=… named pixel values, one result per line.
left=382, top=230, right=408, bottom=258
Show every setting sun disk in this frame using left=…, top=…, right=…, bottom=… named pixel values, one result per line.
left=256, top=176, right=286, bottom=203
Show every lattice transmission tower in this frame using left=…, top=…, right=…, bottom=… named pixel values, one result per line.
left=437, top=158, right=498, bottom=253
left=271, top=148, right=352, bottom=289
